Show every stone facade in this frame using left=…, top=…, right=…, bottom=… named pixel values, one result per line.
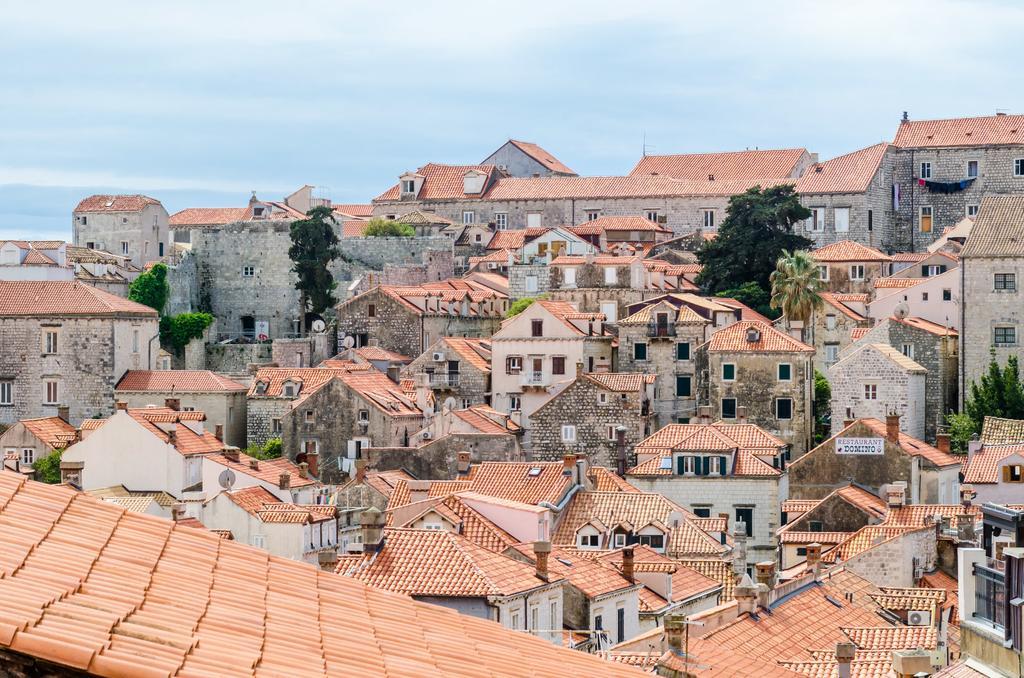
left=115, top=390, right=247, bottom=448
left=72, top=198, right=170, bottom=268
left=350, top=249, right=455, bottom=296
left=246, top=397, right=291, bottom=449
left=529, top=373, right=653, bottom=469
left=828, top=344, right=927, bottom=439
left=480, top=140, right=576, bottom=178
left=961, top=254, right=1024, bottom=405
left=204, top=342, right=272, bottom=376
left=819, top=259, right=890, bottom=296
left=508, top=264, right=554, bottom=300
left=809, top=300, right=872, bottom=374
left=164, top=248, right=198, bottom=317
left=841, top=527, right=937, bottom=588
left=368, top=433, right=521, bottom=479
left=402, top=338, right=491, bottom=409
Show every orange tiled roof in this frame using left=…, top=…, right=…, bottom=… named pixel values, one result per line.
left=353, top=346, right=410, bottom=362
left=451, top=406, right=520, bottom=435
left=18, top=417, right=77, bottom=450
left=841, top=625, right=937, bottom=650
left=207, top=450, right=317, bottom=488
left=834, top=485, right=889, bottom=518
left=980, top=416, right=1024, bottom=444
left=118, top=407, right=223, bottom=457
left=340, top=371, right=424, bottom=417
left=338, top=527, right=557, bottom=597
left=375, top=164, right=498, bottom=201
left=465, top=462, right=573, bottom=506
left=855, top=418, right=961, bottom=467
left=0, top=281, right=157, bottom=317
left=584, top=372, right=655, bottom=392
left=965, top=443, right=1024, bottom=483
left=485, top=227, right=549, bottom=250
left=356, top=469, right=414, bottom=499
left=782, top=499, right=821, bottom=514
left=873, top=276, right=921, bottom=289
left=850, top=327, right=871, bottom=341
left=883, top=504, right=980, bottom=528
left=893, top=113, right=1024, bottom=148
left=706, top=320, right=814, bottom=353
left=440, top=337, right=492, bottom=372
left=588, top=466, right=641, bottom=493
left=778, top=531, right=851, bottom=545
left=331, top=203, right=374, bottom=218
left=634, top=421, right=785, bottom=454
left=796, top=144, right=889, bottom=194
left=505, top=140, right=576, bottom=175
left=822, top=525, right=926, bottom=563
left=74, top=194, right=160, bottom=212
left=393, top=493, right=520, bottom=553
left=0, top=472, right=643, bottom=677
left=387, top=479, right=474, bottom=510
left=820, top=292, right=868, bottom=321
left=631, top=148, right=807, bottom=182
left=223, top=486, right=333, bottom=524
left=249, top=366, right=364, bottom=398
left=892, top=315, right=958, bottom=337
left=813, top=240, right=891, bottom=263
left=961, top=195, right=1024, bottom=258
left=116, top=370, right=246, bottom=393
left=508, top=544, right=634, bottom=598
left=168, top=207, right=253, bottom=226
left=569, top=215, right=671, bottom=235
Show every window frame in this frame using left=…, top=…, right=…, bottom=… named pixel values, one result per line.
left=561, top=424, right=577, bottom=443
left=834, top=206, right=850, bottom=233
left=777, top=363, right=792, bottom=382
left=721, top=363, right=736, bottom=382
left=818, top=265, right=830, bottom=281
left=702, top=209, right=715, bottom=229
left=995, top=273, right=1017, bottom=291
left=0, top=381, right=12, bottom=405
left=551, top=356, right=566, bottom=375
left=1015, top=158, right=1024, bottom=177
left=633, top=342, right=648, bottom=361
left=675, top=374, right=692, bottom=397
left=920, top=162, right=932, bottom=179
left=462, top=210, right=475, bottom=225
left=43, top=330, right=58, bottom=355
left=994, top=326, right=1017, bottom=347
left=919, top=205, right=933, bottom=233
left=849, top=264, right=865, bottom=281
left=242, top=265, right=255, bottom=277
left=721, top=397, right=737, bottom=419
left=967, top=160, right=979, bottom=178
left=44, top=380, right=58, bottom=405
left=494, top=212, right=508, bottom=230
left=775, top=397, right=793, bottom=420
left=864, top=383, right=878, bottom=400
left=675, top=341, right=691, bottom=361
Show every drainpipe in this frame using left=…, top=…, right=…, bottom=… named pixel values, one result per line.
left=147, top=331, right=160, bottom=370
left=538, top=483, right=581, bottom=513
left=959, top=261, right=965, bottom=410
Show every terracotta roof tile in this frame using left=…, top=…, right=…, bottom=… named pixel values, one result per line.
left=841, top=625, right=937, bottom=650
left=980, top=416, right=1024, bottom=444
left=891, top=315, right=957, bottom=337
left=706, top=320, right=814, bottom=353
left=960, top=194, right=1024, bottom=257
left=208, top=450, right=317, bottom=488
left=248, top=366, right=366, bottom=398
left=631, top=148, right=807, bottom=182
left=505, top=139, right=576, bottom=175
left=74, top=194, right=160, bottom=212
left=114, top=407, right=224, bottom=457
left=588, top=466, right=642, bottom=493
left=0, top=281, right=158, bottom=317
left=451, top=406, right=520, bottom=435
left=464, top=462, right=572, bottom=506
left=853, top=418, right=961, bottom=467
left=331, top=203, right=374, bottom=218
left=509, top=544, right=634, bottom=598
left=873, top=276, right=921, bottom=289
left=813, top=240, right=891, bottom=263
left=796, top=144, right=889, bottom=194
left=116, top=370, right=246, bottom=393
left=893, top=114, right=1024, bottom=148
left=820, top=292, right=868, bottom=321
left=18, top=417, right=77, bottom=450
left=485, top=228, right=549, bottom=250
left=583, top=372, right=655, bottom=392
left=486, top=174, right=784, bottom=201
left=168, top=207, right=253, bottom=226
left=0, top=472, right=643, bottom=677
left=778, top=531, right=851, bottom=545
left=782, top=499, right=821, bottom=514
left=569, top=215, right=672, bottom=235
left=440, top=337, right=491, bottom=372
left=850, top=327, right=871, bottom=341
left=352, top=346, right=410, bottom=362
left=375, top=164, right=498, bottom=201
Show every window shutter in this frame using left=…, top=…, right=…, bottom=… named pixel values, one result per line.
left=719, top=456, right=728, bottom=476
left=921, top=265, right=928, bottom=277
left=1004, top=466, right=1012, bottom=483
left=697, top=456, right=708, bottom=476
left=939, top=265, right=947, bottom=274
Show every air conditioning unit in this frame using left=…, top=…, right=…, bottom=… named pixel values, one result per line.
left=907, top=610, right=931, bottom=626
left=432, top=352, right=446, bottom=362
left=421, top=431, right=433, bottom=440
left=488, top=262, right=499, bottom=270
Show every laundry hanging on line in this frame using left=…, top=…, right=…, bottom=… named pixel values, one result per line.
left=917, top=177, right=976, bottom=193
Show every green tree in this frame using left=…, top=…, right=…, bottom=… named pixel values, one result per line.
left=160, top=312, right=215, bottom=350
left=128, top=263, right=170, bottom=313
left=506, top=296, right=545, bottom=318
left=289, top=206, right=342, bottom=328
left=946, top=412, right=977, bottom=455
left=813, top=370, right=832, bottom=444
left=32, top=450, right=63, bottom=484
left=949, top=355, right=1024, bottom=451
left=246, top=438, right=283, bottom=460
left=696, top=185, right=812, bottom=294
left=715, top=282, right=777, bottom=320
left=363, top=218, right=415, bottom=238
left=769, top=249, right=825, bottom=325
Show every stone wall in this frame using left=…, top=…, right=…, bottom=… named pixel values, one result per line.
left=810, top=304, right=871, bottom=374
left=508, top=264, right=554, bottom=300
left=367, top=432, right=521, bottom=479
left=271, top=335, right=335, bottom=369
left=246, top=398, right=290, bottom=448
left=401, top=340, right=491, bottom=408
left=72, top=203, right=169, bottom=268
left=841, top=526, right=937, bottom=588
left=821, top=261, right=889, bottom=296
left=204, top=342, right=272, bottom=376
left=786, top=492, right=875, bottom=533
left=886, top=322, right=958, bottom=442
left=350, top=248, right=455, bottom=296
left=547, top=287, right=655, bottom=323
left=961, top=256, right=1024, bottom=406
left=828, top=347, right=926, bottom=439
left=164, top=248, right=199, bottom=316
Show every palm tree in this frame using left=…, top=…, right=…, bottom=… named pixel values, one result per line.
left=769, top=250, right=824, bottom=338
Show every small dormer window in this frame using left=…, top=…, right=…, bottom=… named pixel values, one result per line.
left=254, top=381, right=268, bottom=395
left=253, top=206, right=265, bottom=217
left=401, top=179, right=416, bottom=194
left=282, top=381, right=300, bottom=398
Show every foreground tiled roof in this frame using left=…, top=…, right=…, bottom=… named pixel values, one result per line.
left=820, top=291, right=867, bottom=321
left=893, top=113, right=1024, bottom=148
left=0, top=281, right=158, bottom=317
left=813, top=240, right=891, bottom=262
left=706, top=320, right=814, bottom=353
left=0, top=473, right=642, bottom=677
left=18, top=417, right=77, bottom=450
left=980, top=415, right=1024, bottom=444
left=116, top=370, right=246, bottom=393
left=74, top=194, right=160, bottom=212
left=964, top=442, right=1024, bottom=483
left=796, top=143, right=889, bottom=194
left=630, top=148, right=807, bottom=182
left=506, top=139, right=576, bottom=175
left=841, top=625, right=937, bottom=650
left=961, top=195, right=1024, bottom=258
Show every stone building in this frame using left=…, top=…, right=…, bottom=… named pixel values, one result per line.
left=828, top=343, right=927, bottom=439
left=114, top=370, right=248, bottom=447
left=867, top=268, right=960, bottom=330
left=786, top=416, right=961, bottom=504
left=847, top=316, right=958, bottom=442
left=809, top=292, right=872, bottom=371
left=529, top=371, right=654, bottom=470
left=625, top=417, right=788, bottom=564
left=402, top=336, right=492, bottom=408
left=795, top=143, right=897, bottom=250
left=0, top=281, right=159, bottom=426
left=890, top=113, right=1024, bottom=250
left=335, top=281, right=507, bottom=359
left=481, top=139, right=577, bottom=178
left=567, top=215, right=674, bottom=251
left=72, top=194, right=169, bottom=267
left=0, top=413, right=77, bottom=473
left=699, top=320, right=815, bottom=456
left=812, top=240, right=893, bottom=295
left=959, top=194, right=1024, bottom=402
left=962, top=441, right=1024, bottom=506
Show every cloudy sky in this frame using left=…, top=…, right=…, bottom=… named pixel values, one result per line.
left=1, top=1, right=1021, bottom=239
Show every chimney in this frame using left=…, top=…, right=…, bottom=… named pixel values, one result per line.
left=533, top=541, right=551, bottom=581
left=755, top=582, right=771, bottom=609
left=731, top=521, right=748, bottom=580
left=663, top=613, right=686, bottom=655
left=279, top=472, right=291, bottom=490
left=164, top=397, right=180, bottom=411
left=306, top=452, right=319, bottom=478
left=936, top=433, right=950, bottom=454
left=354, top=458, right=367, bottom=483
left=223, top=448, right=240, bottom=463
left=806, top=542, right=822, bottom=576
left=249, top=458, right=259, bottom=471
left=115, top=401, right=128, bottom=411
left=615, top=426, right=628, bottom=477
left=361, top=507, right=385, bottom=553
left=298, top=462, right=309, bottom=479
left=835, top=641, right=856, bottom=678
left=576, top=361, right=584, bottom=377
left=166, top=428, right=177, bottom=446
left=414, top=372, right=430, bottom=415
left=457, top=450, right=472, bottom=475
left=957, top=513, right=976, bottom=543
left=885, top=413, right=900, bottom=442
left=56, top=405, right=70, bottom=423
left=214, top=424, right=223, bottom=441
left=408, top=479, right=430, bottom=504
left=621, top=546, right=635, bottom=583
left=562, top=453, right=576, bottom=476
left=386, top=365, right=401, bottom=384
left=734, top=574, right=757, bottom=615
left=736, top=406, right=748, bottom=424
left=171, top=503, right=186, bottom=522
left=886, top=482, right=906, bottom=508
left=755, top=561, right=776, bottom=590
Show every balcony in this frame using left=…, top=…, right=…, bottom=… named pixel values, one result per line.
left=647, top=323, right=676, bottom=339
left=519, top=372, right=550, bottom=389
left=429, top=373, right=460, bottom=388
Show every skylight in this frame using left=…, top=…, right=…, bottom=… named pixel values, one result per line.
left=528, top=467, right=542, bottom=477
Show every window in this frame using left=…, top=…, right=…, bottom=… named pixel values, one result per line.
left=43, top=330, right=58, bottom=354
left=251, top=534, right=266, bottom=549
left=120, top=241, right=130, bottom=256
left=995, top=326, right=1017, bottom=346
left=527, top=212, right=542, bottom=228
left=825, top=343, right=839, bottom=364
left=561, top=425, right=577, bottom=442
left=808, top=520, right=823, bottom=532
left=834, top=207, right=850, bottom=233
left=594, top=614, right=603, bottom=631
left=864, top=383, right=878, bottom=400
left=967, top=160, right=979, bottom=178
left=825, top=313, right=837, bottom=330
left=1016, top=159, right=1024, bottom=177
left=776, top=398, right=792, bottom=420
left=613, top=533, right=626, bottom=548
left=525, top=275, right=538, bottom=293
left=963, top=204, right=980, bottom=219
left=721, top=398, right=737, bottom=419
left=676, top=375, right=692, bottom=397
left=272, top=418, right=282, bottom=434
left=796, top=547, right=808, bottom=557
left=693, top=506, right=711, bottom=518
left=702, top=209, right=715, bottom=229
left=563, top=268, right=576, bottom=287
left=510, top=611, right=520, bottom=630
left=506, top=356, right=522, bottom=374
left=494, top=212, right=507, bottom=230
left=579, top=533, right=599, bottom=548
left=722, top=363, right=736, bottom=381
left=778, top=363, right=792, bottom=381
left=901, top=343, right=914, bottom=359
left=943, top=288, right=952, bottom=301
left=0, top=381, right=11, bottom=405
left=305, top=410, right=315, bottom=424
left=677, top=455, right=696, bottom=475
left=462, top=211, right=475, bottom=224
left=159, top=243, right=164, bottom=257
left=807, top=207, right=825, bottom=232
left=44, top=381, right=58, bottom=405
left=531, top=319, right=543, bottom=337
left=367, top=304, right=376, bottom=318
left=606, top=425, right=620, bottom=441
left=509, top=395, right=521, bottom=411
left=923, top=265, right=946, bottom=277
left=80, top=217, right=87, bottom=225
left=550, top=600, right=558, bottom=630
left=282, top=383, right=296, bottom=397
left=867, top=209, right=873, bottom=231
left=604, top=267, right=617, bottom=285
left=849, top=265, right=865, bottom=281
left=552, top=356, right=566, bottom=375
left=21, top=448, right=34, bottom=465
left=228, top=406, right=234, bottom=424
left=922, top=292, right=929, bottom=301
left=132, top=329, right=139, bottom=354
left=598, top=392, right=608, bottom=404
left=676, top=342, right=690, bottom=361
left=401, top=179, right=415, bottom=193
left=530, top=605, right=539, bottom=633
left=1004, top=465, right=1024, bottom=483
left=636, top=534, right=665, bottom=549
left=920, top=206, right=933, bottom=233
left=734, top=508, right=753, bottom=536
left=585, top=210, right=600, bottom=221
left=920, top=162, right=931, bottom=179
left=645, top=210, right=659, bottom=222
left=995, top=273, right=1017, bottom=291
left=818, top=265, right=829, bottom=281
left=242, top=266, right=255, bottom=277
left=633, top=342, right=648, bottom=361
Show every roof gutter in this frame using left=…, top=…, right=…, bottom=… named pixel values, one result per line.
left=539, top=482, right=581, bottom=513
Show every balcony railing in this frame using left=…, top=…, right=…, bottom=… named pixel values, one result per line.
left=520, top=372, right=549, bottom=388
left=973, top=561, right=1006, bottom=629
left=429, top=373, right=460, bottom=388
left=647, top=323, right=676, bottom=338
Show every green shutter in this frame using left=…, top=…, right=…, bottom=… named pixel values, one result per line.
left=719, top=456, right=728, bottom=476
left=697, top=456, right=708, bottom=476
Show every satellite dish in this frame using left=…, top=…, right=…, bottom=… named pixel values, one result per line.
left=341, top=335, right=355, bottom=349
left=443, top=396, right=457, bottom=413
left=893, top=302, right=910, bottom=320
left=311, top=319, right=326, bottom=333
left=218, top=468, right=236, bottom=491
